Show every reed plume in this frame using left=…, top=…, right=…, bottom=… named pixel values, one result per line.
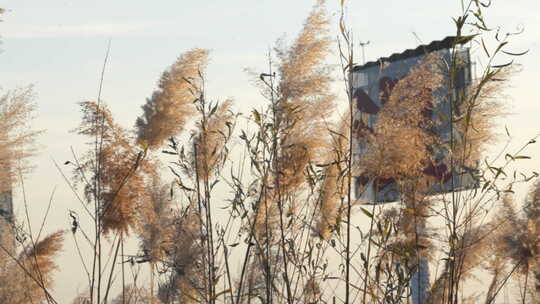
left=356, top=55, right=446, bottom=303
left=360, top=54, right=442, bottom=180
left=0, top=86, right=41, bottom=192
left=21, top=230, right=64, bottom=286
left=75, top=100, right=154, bottom=235
left=136, top=49, right=209, bottom=149
left=158, top=204, right=205, bottom=304
left=315, top=112, right=350, bottom=240
left=191, top=99, right=234, bottom=181
left=472, top=184, right=540, bottom=303
left=0, top=230, right=64, bottom=304
left=274, top=0, right=335, bottom=193
left=139, top=174, right=174, bottom=262
left=454, top=66, right=513, bottom=166
left=138, top=174, right=175, bottom=301
left=498, top=190, right=536, bottom=272
left=500, top=181, right=540, bottom=299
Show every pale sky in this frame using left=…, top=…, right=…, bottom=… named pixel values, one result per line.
left=1, top=0, right=539, bottom=301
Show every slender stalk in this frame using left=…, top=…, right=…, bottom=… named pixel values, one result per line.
left=267, top=52, right=294, bottom=304
left=193, top=141, right=210, bottom=303
left=73, top=232, right=92, bottom=284
left=485, top=259, right=523, bottom=304
left=150, top=263, right=154, bottom=304
left=102, top=232, right=123, bottom=304
left=223, top=244, right=236, bottom=304
left=18, top=170, right=57, bottom=304
left=91, top=39, right=111, bottom=304
left=121, top=239, right=125, bottom=304
left=521, top=265, right=529, bottom=304
left=345, top=38, right=354, bottom=304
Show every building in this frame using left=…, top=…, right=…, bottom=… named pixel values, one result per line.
left=352, top=36, right=478, bottom=203
left=0, top=184, right=14, bottom=255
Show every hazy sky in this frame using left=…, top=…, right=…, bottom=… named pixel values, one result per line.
left=1, top=0, right=539, bottom=301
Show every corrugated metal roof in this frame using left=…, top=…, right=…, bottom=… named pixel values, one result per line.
left=352, top=36, right=473, bottom=72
